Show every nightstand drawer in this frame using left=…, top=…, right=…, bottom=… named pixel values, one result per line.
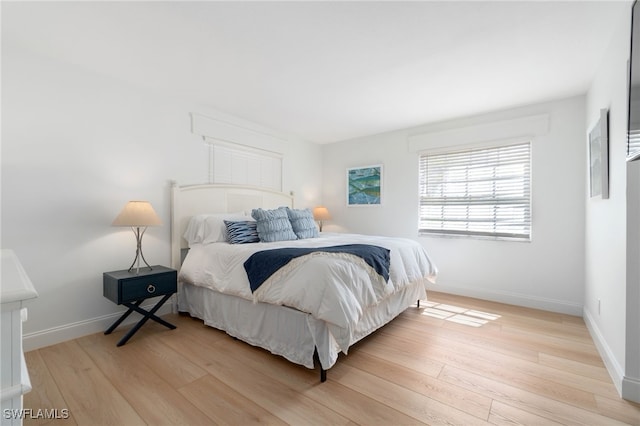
left=103, top=266, right=177, bottom=305
left=120, top=273, right=176, bottom=303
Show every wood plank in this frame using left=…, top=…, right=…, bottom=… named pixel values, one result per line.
left=38, top=341, right=146, bottom=426
left=347, top=329, right=445, bottom=378
left=76, top=332, right=212, bottom=425
left=388, top=311, right=540, bottom=362
left=384, top=306, right=617, bottom=404
left=538, top=352, right=613, bottom=383
left=131, top=335, right=209, bottom=388
left=488, top=400, right=564, bottom=426
left=440, top=365, right=629, bottom=426
left=427, top=292, right=579, bottom=325
left=397, top=306, right=601, bottom=361
left=23, top=350, right=77, bottom=426
left=162, top=330, right=351, bottom=425
left=329, top=362, right=492, bottom=425
left=177, top=375, right=287, bottom=425
left=298, top=378, right=421, bottom=425
left=594, top=394, right=640, bottom=425
left=341, top=349, right=492, bottom=420
left=499, top=325, right=603, bottom=363
left=205, top=328, right=429, bottom=425
left=376, top=328, right=601, bottom=411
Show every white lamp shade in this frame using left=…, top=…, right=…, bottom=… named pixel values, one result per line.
left=112, top=201, right=162, bottom=227
left=313, top=206, right=331, bottom=221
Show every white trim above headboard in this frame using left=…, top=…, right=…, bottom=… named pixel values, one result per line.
left=205, top=140, right=283, bottom=191
left=170, top=182, right=294, bottom=270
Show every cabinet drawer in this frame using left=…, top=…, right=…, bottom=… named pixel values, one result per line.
left=121, top=273, right=176, bottom=303
left=103, top=266, right=177, bottom=305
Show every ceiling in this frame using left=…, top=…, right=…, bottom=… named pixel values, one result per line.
left=2, top=1, right=630, bottom=144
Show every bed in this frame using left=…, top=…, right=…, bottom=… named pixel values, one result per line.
left=170, top=182, right=437, bottom=381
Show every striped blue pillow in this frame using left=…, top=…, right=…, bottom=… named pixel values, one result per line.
left=286, top=207, right=318, bottom=239
left=251, top=207, right=298, bottom=242
left=224, top=220, right=260, bottom=244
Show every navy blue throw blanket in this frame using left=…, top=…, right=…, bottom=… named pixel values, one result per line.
left=244, top=244, right=391, bottom=293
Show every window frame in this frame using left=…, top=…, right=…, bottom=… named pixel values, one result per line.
left=418, top=139, right=532, bottom=242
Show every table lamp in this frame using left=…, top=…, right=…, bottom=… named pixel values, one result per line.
left=112, top=201, right=162, bottom=274
left=313, top=206, right=331, bottom=232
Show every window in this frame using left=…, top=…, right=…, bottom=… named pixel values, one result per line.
left=418, top=142, right=531, bottom=240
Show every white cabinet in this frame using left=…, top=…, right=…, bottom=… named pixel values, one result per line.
left=1, top=250, right=38, bottom=426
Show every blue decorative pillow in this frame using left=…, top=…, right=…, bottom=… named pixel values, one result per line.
left=286, top=207, right=318, bottom=239
left=224, top=220, right=259, bottom=244
left=251, top=207, right=298, bottom=242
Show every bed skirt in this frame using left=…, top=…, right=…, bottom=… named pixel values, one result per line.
left=178, top=279, right=427, bottom=371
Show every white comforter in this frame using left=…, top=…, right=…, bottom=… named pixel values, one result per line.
left=179, top=233, right=437, bottom=352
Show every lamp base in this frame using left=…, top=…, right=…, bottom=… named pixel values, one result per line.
left=127, top=227, right=153, bottom=275
left=127, top=249, right=153, bottom=274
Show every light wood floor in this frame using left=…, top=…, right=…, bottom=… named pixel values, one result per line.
left=24, top=291, right=640, bottom=425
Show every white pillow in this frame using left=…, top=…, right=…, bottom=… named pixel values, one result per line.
left=183, top=212, right=249, bottom=246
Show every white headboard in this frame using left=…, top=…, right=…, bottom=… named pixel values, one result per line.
left=170, top=182, right=294, bottom=270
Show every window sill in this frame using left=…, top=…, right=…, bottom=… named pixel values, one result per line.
left=418, top=232, right=531, bottom=243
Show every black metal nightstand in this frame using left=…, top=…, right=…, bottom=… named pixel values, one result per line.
left=103, top=265, right=177, bottom=346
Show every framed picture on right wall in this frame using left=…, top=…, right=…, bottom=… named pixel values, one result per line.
left=347, top=164, right=383, bottom=206
left=589, top=108, right=609, bottom=199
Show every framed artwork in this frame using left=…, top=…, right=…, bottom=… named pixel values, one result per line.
left=347, top=164, right=383, bottom=206
left=589, top=108, right=609, bottom=199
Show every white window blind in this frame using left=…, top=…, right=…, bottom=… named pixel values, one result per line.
left=628, top=128, right=640, bottom=159
left=419, top=142, right=531, bottom=240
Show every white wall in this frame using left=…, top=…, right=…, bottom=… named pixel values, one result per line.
left=1, top=36, right=322, bottom=349
left=585, top=1, right=640, bottom=402
left=322, top=96, right=587, bottom=315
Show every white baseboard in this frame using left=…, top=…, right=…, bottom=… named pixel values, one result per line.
left=582, top=307, right=626, bottom=399
left=581, top=309, right=640, bottom=403
left=22, top=301, right=175, bottom=352
left=425, top=283, right=583, bottom=316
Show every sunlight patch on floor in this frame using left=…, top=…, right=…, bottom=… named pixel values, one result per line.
left=418, top=301, right=501, bottom=327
